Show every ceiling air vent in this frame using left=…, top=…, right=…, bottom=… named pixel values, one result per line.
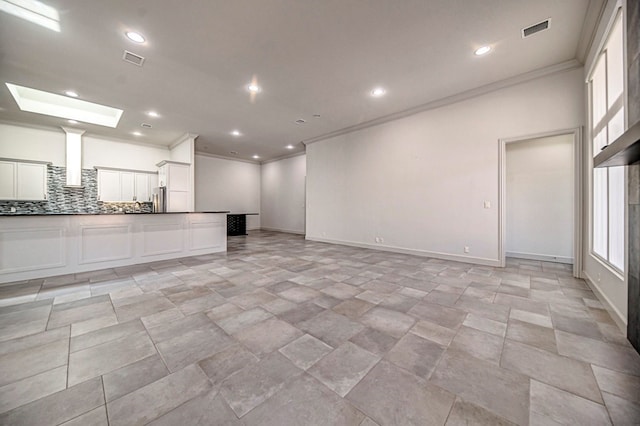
left=295, top=119, right=306, bottom=124
left=141, top=123, right=152, bottom=128
left=522, top=19, right=550, bottom=38
left=122, top=50, right=145, bottom=66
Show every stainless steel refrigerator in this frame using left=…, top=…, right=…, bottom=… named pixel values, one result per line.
left=152, top=187, right=166, bottom=213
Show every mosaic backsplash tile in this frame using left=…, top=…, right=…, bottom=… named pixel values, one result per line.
left=0, top=165, right=151, bottom=215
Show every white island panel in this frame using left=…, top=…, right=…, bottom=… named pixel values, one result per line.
left=142, top=222, right=184, bottom=256
left=79, top=224, right=132, bottom=264
left=0, top=227, right=65, bottom=273
left=0, top=213, right=227, bottom=284
left=189, top=218, right=226, bottom=251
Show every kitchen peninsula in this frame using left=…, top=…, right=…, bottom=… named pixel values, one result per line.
left=0, top=211, right=228, bottom=284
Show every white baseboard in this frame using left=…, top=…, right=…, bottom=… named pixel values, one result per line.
left=306, top=236, right=501, bottom=267
left=260, top=227, right=305, bottom=235
left=506, top=251, right=573, bottom=264
left=582, top=270, right=627, bottom=334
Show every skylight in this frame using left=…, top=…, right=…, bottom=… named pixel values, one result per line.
left=0, top=0, right=60, bottom=32
left=6, top=83, right=123, bottom=128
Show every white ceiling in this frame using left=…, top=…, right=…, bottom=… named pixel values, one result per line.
left=0, top=0, right=601, bottom=162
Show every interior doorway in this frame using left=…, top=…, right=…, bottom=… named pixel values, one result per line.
left=499, top=128, right=583, bottom=277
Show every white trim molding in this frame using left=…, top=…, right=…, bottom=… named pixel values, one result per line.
left=498, top=127, right=584, bottom=278
left=306, top=236, right=502, bottom=267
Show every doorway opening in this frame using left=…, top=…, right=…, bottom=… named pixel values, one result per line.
left=499, top=128, right=583, bottom=278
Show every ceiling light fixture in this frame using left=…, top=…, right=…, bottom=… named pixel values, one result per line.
left=132, top=131, right=142, bottom=136
left=371, top=87, right=386, bottom=97
left=65, top=90, right=78, bottom=98
left=286, top=145, right=294, bottom=150
left=474, top=46, right=492, bottom=56
left=252, top=155, right=260, bottom=159
left=67, top=119, right=78, bottom=124
left=247, top=83, right=261, bottom=93
left=125, top=31, right=145, bottom=43
left=231, top=130, right=241, bottom=136
left=147, top=111, right=159, bottom=118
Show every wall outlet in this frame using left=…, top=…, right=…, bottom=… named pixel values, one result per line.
left=464, top=246, right=470, bottom=253
left=484, top=201, right=491, bottom=209
left=597, top=273, right=601, bottom=282
left=322, top=231, right=326, bottom=237
left=375, top=236, right=384, bottom=243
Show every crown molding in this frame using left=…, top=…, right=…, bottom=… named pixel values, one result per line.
left=576, top=0, right=607, bottom=63
left=169, top=133, right=199, bottom=150
left=261, top=150, right=306, bottom=164
left=195, top=151, right=260, bottom=165
left=303, top=59, right=583, bottom=146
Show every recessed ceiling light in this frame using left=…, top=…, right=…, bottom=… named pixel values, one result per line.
left=6, top=83, right=123, bottom=128
left=65, top=90, right=78, bottom=98
left=313, top=114, right=321, bottom=118
left=230, top=151, right=238, bottom=155
left=252, top=155, right=260, bottom=159
left=371, top=87, right=386, bottom=97
left=147, top=111, right=159, bottom=118
left=474, top=46, right=492, bottom=56
left=67, top=119, right=78, bottom=124
left=132, top=131, right=142, bottom=136
left=231, top=130, right=241, bottom=137
left=126, top=31, right=145, bottom=43
left=295, top=119, right=306, bottom=124
left=247, top=83, right=261, bottom=93
left=286, top=145, right=294, bottom=150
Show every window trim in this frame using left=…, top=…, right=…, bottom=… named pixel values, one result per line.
left=587, top=5, right=627, bottom=276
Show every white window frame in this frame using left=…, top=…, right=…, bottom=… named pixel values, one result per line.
left=587, top=5, right=627, bottom=275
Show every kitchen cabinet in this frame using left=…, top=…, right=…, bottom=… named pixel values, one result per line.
left=97, top=168, right=157, bottom=202
left=97, top=169, right=121, bottom=201
left=120, top=172, right=135, bottom=202
left=17, top=163, right=48, bottom=200
left=0, top=160, right=48, bottom=201
left=134, top=173, right=150, bottom=202
left=157, top=161, right=191, bottom=212
left=0, top=161, right=16, bottom=199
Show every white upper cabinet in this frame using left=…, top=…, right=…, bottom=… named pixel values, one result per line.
left=17, top=163, right=48, bottom=200
left=134, top=173, right=150, bottom=202
left=97, top=168, right=157, bottom=202
left=97, top=169, right=121, bottom=201
left=0, top=161, right=16, bottom=200
left=0, top=160, right=47, bottom=201
left=120, top=172, right=135, bottom=202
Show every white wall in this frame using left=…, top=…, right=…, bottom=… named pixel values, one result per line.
left=0, top=123, right=169, bottom=171
left=195, top=154, right=261, bottom=229
left=261, top=154, right=306, bottom=234
left=0, top=123, right=66, bottom=165
left=83, top=136, right=168, bottom=171
left=506, top=134, right=574, bottom=263
left=306, top=68, right=584, bottom=266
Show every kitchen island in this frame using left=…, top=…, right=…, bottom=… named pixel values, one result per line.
left=0, top=212, right=229, bottom=284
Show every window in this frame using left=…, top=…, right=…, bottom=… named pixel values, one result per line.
left=589, top=11, right=625, bottom=272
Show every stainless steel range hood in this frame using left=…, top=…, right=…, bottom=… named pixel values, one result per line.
left=594, top=120, right=640, bottom=167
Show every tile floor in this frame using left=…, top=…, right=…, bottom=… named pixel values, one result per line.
left=0, top=231, right=639, bottom=425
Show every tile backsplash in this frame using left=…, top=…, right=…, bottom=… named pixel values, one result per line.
left=0, top=165, right=152, bottom=215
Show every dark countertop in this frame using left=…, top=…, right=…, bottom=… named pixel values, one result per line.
left=0, top=211, right=230, bottom=217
